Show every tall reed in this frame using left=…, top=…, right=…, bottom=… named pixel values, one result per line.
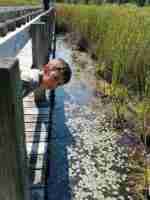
left=57, top=4, right=150, bottom=99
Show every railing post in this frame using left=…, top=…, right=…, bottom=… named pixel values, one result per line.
left=40, top=15, right=53, bottom=53
left=0, top=58, right=30, bottom=200
left=31, top=22, right=49, bottom=68
left=31, top=22, right=50, bottom=103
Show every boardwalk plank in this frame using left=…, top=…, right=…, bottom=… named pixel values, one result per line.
left=26, top=141, right=47, bottom=155
left=25, top=132, right=47, bottom=143
left=31, top=188, right=44, bottom=200
left=24, top=115, right=49, bottom=123
left=25, top=122, right=49, bottom=132
left=24, top=108, right=49, bottom=115
left=23, top=101, right=49, bottom=108
left=29, top=154, right=45, bottom=170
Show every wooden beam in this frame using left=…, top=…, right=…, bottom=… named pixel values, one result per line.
left=0, top=58, right=30, bottom=200
left=31, top=21, right=50, bottom=102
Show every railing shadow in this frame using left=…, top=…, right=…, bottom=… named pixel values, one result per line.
left=46, top=87, right=75, bottom=200
left=29, top=95, right=49, bottom=200
left=29, top=87, right=74, bottom=200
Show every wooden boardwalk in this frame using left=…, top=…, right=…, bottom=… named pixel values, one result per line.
left=23, top=93, right=50, bottom=199
left=0, top=6, right=56, bottom=199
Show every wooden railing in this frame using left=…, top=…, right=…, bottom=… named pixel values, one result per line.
left=0, top=7, right=56, bottom=200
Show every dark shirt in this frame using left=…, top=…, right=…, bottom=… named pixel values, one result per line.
left=43, top=0, right=50, bottom=10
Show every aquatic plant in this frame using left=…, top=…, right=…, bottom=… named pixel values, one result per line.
left=135, top=99, right=150, bottom=197
left=110, top=83, right=129, bottom=128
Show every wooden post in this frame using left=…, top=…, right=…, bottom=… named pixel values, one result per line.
left=0, top=58, right=30, bottom=200
left=31, top=22, right=50, bottom=103
left=0, top=23, right=8, bottom=37
left=41, top=10, right=56, bottom=103
left=40, top=15, right=53, bottom=52
left=7, top=19, right=16, bottom=31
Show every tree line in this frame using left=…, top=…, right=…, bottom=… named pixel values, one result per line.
left=56, top=0, right=149, bottom=7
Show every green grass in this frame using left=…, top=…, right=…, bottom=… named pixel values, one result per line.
left=0, top=0, right=40, bottom=5
left=57, top=4, right=150, bottom=98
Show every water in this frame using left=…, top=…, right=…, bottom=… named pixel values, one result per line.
left=47, top=35, right=139, bottom=200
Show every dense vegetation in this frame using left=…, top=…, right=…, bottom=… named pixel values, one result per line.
left=57, top=4, right=150, bottom=196
left=57, top=0, right=149, bottom=7
left=0, top=0, right=40, bottom=5
left=57, top=4, right=150, bottom=121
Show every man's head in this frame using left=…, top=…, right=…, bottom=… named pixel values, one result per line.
left=41, top=58, right=72, bottom=89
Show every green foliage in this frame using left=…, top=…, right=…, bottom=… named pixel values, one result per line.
left=111, top=83, right=129, bottom=120
left=57, top=4, right=150, bottom=132
left=135, top=99, right=150, bottom=136
left=0, top=0, right=40, bottom=5
left=57, top=4, right=150, bottom=98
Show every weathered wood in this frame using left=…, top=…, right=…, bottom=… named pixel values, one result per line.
left=30, top=184, right=45, bottom=190
left=31, top=10, right=43, bottom=19
left=0, top=10, right=42, bottom=36
left=6, top=19, right=17, bottom=31
left=25, top=122, right=49, bottom=132
left=24, top=107, right=49, bottom=115
left=31, top=22, right=50, bottom=103
left=40, top=15, right=53, bottom=52
left=29, top=153, right=45, bottom=169
left=0, top=23, right=8, bottom=36
left=0, top=11, right=19, bottom=22
left=31, top=22, right=49, bottom=69
left=0, top=24, right=30, bottom=58
left=0, top=7, right=42, bottom=22
left=26, top=141, right=47, bottom=155
left=25, top=132, right=48, bottom=143
left=24, top=112, right=49, bottom=116
left=16, top=16, right=26, bottom=27
left=0, top=58, right=30, bottom=200
left=24, top=115, right=49, bottom=123
left=0, top=8, right=53, bottom=58
left=23, top=101, right=49, bottom=108
left=31, top=188, right=44, bottom=200
left=29, top=169, right=45, bottom=186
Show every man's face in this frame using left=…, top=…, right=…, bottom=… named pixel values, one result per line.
left=42, top=59, right=63, bottom=89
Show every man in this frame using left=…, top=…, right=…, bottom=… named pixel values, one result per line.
left=43, top=0, right=50, bottom=10
left=21, top=58, right=72, bottom=97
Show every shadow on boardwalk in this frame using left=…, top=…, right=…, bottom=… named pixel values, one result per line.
left=29, top=87, right=74, bottom=200
left=47, top=87, right=74, bottom=200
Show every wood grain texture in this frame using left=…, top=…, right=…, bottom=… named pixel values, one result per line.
left=0, top=58, right=29, bottom=200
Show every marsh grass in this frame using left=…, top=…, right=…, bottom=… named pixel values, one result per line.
left=57, top=4, right=150, bottom=97
left=57, top=3, right=150, bottom=121
left=0, top=0, right=40, bottom=5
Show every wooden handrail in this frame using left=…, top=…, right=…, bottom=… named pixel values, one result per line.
left=0, top=7, right=55, bottom=58
left=0, top=6, right=56, bottom=200
left=0, top=58, right=30, bottom=200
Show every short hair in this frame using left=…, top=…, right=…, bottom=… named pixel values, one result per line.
left=57, top=58, right=72, bottom=85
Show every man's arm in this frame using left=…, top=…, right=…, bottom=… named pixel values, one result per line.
left=21, top=69, right=42, bottom=97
